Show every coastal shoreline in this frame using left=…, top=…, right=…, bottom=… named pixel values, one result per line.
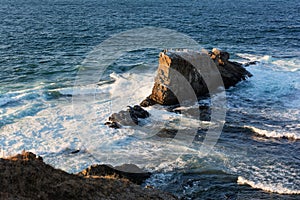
left=0, top=151, right=177, bottom=200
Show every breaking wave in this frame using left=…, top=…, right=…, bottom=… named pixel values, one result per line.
left=245, top=125, right=300, bottom=140
left=236, top=53, right=300, bottom=72
left=238, top=176, right=300, bottom=195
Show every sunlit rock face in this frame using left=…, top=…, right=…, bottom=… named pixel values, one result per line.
left=141, top=49, right=252, bottom=106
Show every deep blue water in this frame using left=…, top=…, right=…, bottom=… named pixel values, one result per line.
left=1, top=0, right=300, bottom=199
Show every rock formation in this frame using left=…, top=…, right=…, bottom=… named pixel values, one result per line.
left=78, top=163, right=151, bottom=185
left=105, top=49, right=252, bottom=128
left=0, top=151, right=177, bottom=200
left=105, top=105, right=150, bottom=128
left=141, top=49, right=252, bottom=106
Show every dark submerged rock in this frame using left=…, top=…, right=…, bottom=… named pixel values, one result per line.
left=130, top=105, right=150, bottom=118
left=105, top=105, right=150, bottom=128
left=78, top=164, right=151, bottom=185
left=244, top=60, right=259, bottom=67
left=172, top=105, right=212, bottom=121
left=104, top=121, right=121, bottom=129
left=156, top=128, right=178, bottom=138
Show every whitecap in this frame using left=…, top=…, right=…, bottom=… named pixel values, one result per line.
left=238, top=176, right=300, bottom=195
left=245, top=126, right=300, bottom=140
left=236, top=53, right=273, bottom=64
left=0, top=96, right=12, bottom=107
left=237, top=53, right=300, bottom=72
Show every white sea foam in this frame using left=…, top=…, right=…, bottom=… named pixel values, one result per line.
left=245, top=126, right=300, bottom=140
left=109, top=71, right=154, bottom=113
left=0, top=93, right=29, bottom=107
left=0, top=85, right=46, bottom=107
left=272, top=59, right=300, bottom=72
left=0, top=65, right=209, bottom=173
left=0, top=103, right=92, bottom=172
left=236, top=53, right=272, bottom=63
left=0, top=44, right=11, bottom=49
left=1, top=50, right=299, bottom=191
left=0, top=97, right=11, bottom=107
left=54, top=81, right=115, bottom=97
left=237, top=53, right=300, bottom=72
left=238, top=176, right=300, bottom=195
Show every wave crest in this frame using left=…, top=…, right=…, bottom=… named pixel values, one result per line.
left=237, top=53, right=300, bottom=72
left=237, top=176, right=300, bottom=195
left=245, top=126, right=300, bottom=140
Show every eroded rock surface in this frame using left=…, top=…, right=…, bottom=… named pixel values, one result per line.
left=141, top=49, right=252, bottom=106
left=0, top=151, right=177, bottom=200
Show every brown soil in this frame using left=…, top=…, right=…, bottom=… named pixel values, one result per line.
left=0, top=151, right=177, bottom=200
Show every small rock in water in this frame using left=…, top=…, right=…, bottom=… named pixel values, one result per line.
left=105, top=105, right=150, bottom=128
left=244, top=60, right=259, bottom=67
left=71, top=149, right=80, bottom=154
left=104, top=121, right=121, bottom=129
left=129, top=105, right=150, bottom=118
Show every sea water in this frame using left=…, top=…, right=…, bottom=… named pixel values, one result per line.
left=0, top=0, right=299, bottom=199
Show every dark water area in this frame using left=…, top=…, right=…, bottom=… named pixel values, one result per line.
left=1, top=0, right=299, bottom=90
left=0, top=0, right=300, bottom=199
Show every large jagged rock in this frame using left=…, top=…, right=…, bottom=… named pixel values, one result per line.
left=141, top=49, right=252, bottom=106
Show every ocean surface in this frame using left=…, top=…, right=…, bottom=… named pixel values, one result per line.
left=1, top=0, right=299, bottom=199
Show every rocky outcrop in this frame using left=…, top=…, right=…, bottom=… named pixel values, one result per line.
left=78, top=164, right=151, bottom=185
left=141, top=49, right=252, bottom=106
left=105, top=105, right=150, bottom=128
left=0, top=151, right=177, bottom=200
